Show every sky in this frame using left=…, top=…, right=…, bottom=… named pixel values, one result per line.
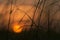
left=0, top=0, right=60, bottom=33
left=0, top=0, right=39, bottom=32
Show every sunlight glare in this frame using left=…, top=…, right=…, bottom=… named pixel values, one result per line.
left=12, top=23, right=23, bottom=33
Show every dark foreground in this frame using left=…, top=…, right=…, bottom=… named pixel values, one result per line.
left=0, top=29, right=60, bottom=40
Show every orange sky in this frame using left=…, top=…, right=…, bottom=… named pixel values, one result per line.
left=0, top=0, right=39, bottom=33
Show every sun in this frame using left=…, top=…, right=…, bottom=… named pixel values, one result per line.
left=12, top=23, right=23, bottom=33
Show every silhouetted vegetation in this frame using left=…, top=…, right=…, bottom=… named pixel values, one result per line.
left=0, top=0, right=60, bottom=40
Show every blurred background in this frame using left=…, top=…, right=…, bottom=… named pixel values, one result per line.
left=0, top=0, right=60, bottom=40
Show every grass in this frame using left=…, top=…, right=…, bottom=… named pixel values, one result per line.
left=0, top=29, right=60, bottom=40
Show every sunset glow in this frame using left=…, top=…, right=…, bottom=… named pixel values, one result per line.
left=12, top=23, right=23, bottom=33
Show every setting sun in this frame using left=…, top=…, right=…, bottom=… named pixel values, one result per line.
left=12, top=23, right=23, bottom=33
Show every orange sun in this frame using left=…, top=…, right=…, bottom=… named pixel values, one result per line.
left=12, top=23, right=23, bottom=33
